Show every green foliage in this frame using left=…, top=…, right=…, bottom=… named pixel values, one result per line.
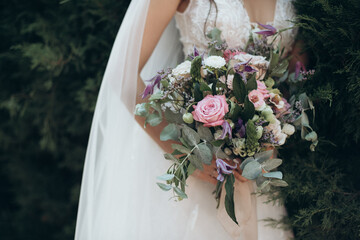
left=0, top=0, right=131, bottom=239
left=276, top=0, right=360, bottom=239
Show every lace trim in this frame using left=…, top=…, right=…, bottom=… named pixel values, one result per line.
left=175, top=0, right=297, bottom=56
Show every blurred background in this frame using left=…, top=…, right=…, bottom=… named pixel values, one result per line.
left=0, top=0, right=359, bottom=239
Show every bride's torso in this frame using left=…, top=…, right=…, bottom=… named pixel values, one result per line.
left=174, top=0, right=297, bottom=56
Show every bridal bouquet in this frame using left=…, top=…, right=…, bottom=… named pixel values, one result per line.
left=135, top=24, right=316, bottom=224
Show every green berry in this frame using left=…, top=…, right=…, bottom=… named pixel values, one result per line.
left=183, top=113, right=194, bottom=124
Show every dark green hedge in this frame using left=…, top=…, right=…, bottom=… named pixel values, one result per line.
left=0, top=0, right=130, bottom=239
left=279, top=0, right=360, bottom=239
left=0, top=0, right=359, bottom=239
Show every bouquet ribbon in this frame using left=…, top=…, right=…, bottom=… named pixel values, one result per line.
left=217, top=180, right=258, bottom=240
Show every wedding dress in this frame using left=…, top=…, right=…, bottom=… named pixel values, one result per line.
left=75, top=0, right=297, bottom=239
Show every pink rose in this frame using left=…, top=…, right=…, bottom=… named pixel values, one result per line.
left=192, top=95, right=229, bottom=127
left=248, top=90, right=266, bottom=110
left=257, top=80, right=270, bottom=98
left=223, top=50, right=245, bottom=62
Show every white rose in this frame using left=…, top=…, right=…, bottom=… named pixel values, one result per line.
left=172, top=60, right=192, bottom=76
left=233, top=53, right=269, bottom=68
left=204, top=56, right=226, bottom=69
left=269, top=93, right=285, bottom=109
left=265, top=121, right=288, bottom=146
left=282, top=123, right=295, bottom=136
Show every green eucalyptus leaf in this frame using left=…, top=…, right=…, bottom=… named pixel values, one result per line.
left=194, top=144, right=213, bottom=165
left=182, top=125, right=201, bottom=146
left=156, top=182, right=172, bottom=191
left=211, top=139, right=225, bottom=147
left=242, top=161, right=262, bottom=180
left=240, top=157, right=255, bottom=170
left=254, top=150, right=274, bottom=163
left=262, top=158, right=283, bottom=171
left=173, top=186, right=188, bottom=199
left=164, top=153, right=178, bottom=161
left=213, top=146, right=228, bottom=159
left=134, top=103, right=149, bottom=117
left=207, top=27, right=223, bottom=43
left=171, top=144, right=191, bottom=154
left=157, top=174, right=175, bottom=181
left=270, top=179, right=288, bottom=187
left=160, top=124, right=180, bottom=141
left=188, top=154, right=203, bottom=170
left=263, top=171, right=283, bottom=179
left=197, top=124, right=214, bottom=142
left=233, top=73, right=246, bottom=103
left=149, top=92, right=163, bottom=101
left=164, top=108, right=184, bottom=124
left=258, top=180, right=270, bottom=190
left=146, top=113, right=162, bottom=127
left=187, top=163, right=196, bottom=176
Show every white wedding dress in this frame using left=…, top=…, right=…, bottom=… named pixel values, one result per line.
left=75, top=0, right=297, bottom=239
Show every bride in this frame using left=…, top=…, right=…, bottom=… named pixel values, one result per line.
left=75, top=0, right=303, bottom=239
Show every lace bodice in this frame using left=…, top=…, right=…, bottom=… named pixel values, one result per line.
left=175, top=0, right=297, bottom=56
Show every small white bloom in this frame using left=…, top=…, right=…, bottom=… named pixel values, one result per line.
left=168, top=74, right=176, bottom=83
left=282, top=123, right=295, bottom=136
left=172, top=60, right=192, bottom=76
left=204, top=56, right=226, bottom=69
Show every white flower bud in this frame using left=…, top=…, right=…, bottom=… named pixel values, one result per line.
left=256, top=126, right=263, bottom=139
left=224, top=148, right=232, bottom=155
left=282, top=123, right=295, bottom=136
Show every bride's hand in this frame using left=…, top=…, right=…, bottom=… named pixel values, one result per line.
left=192, top=157, right=248, bottom=185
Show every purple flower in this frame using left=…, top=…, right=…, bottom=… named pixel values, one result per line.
left=216, top=158, right=237, bottom=182
left=255, top=23, right=277, bottom=37
left=141, top=74, right=162, bottom=99
left=234, top=60, right=257, bottom=83
left=236, top=118, right=246, bottom=138
left=218, top=121, right=232, bottom=140
left=295, top=61, right=306, bottom=79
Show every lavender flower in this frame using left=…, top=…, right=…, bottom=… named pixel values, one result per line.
left=255, top=23, right=277, bottom=37
left=233, top=60, right=257, bottom=82
left=216, top=158, right=237, bottom=182
left=295, top=61, right=306, bottom=79
left=141, top=74, right=162, bottom=99
left=218, top=120, right=232, bottom=139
